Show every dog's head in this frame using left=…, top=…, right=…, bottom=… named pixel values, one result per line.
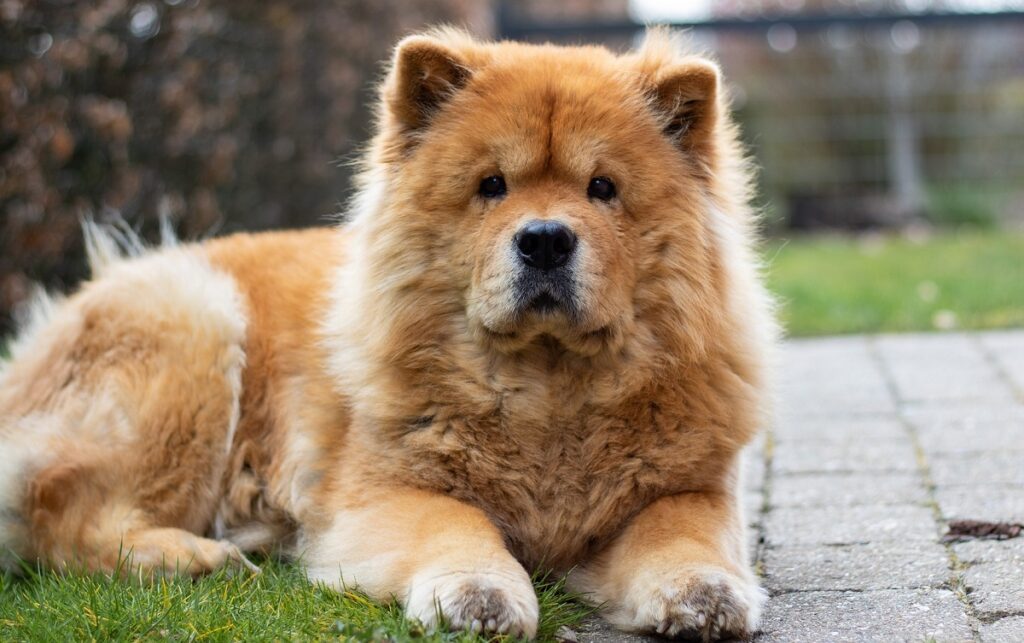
left=350, top=29, right=743, bottom=359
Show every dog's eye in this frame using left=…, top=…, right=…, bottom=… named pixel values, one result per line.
left=479, top=175, right=507, bottom=199
left=587, top=177, right=616, bottom=201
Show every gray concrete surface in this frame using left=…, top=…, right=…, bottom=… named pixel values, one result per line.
left=576, top=332, right=1024, bottom=642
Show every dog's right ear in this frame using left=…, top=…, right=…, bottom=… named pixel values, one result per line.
left=383, top=34, right=472, bottom=132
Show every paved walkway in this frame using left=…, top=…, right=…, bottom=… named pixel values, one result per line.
left=582, top=331, right=1024, bottom=643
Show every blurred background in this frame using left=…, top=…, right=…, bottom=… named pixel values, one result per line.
left=2, top=0, right=1023, bottom=338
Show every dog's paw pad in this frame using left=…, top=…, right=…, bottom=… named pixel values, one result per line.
left=406, top=569, right=539, bottom=637
left=622, top=567, right=763, bottom=641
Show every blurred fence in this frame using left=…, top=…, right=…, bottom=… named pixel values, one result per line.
left=498, top=6, right=1024, bottom=230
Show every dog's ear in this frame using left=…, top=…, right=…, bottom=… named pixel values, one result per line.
left=631, top=29, right=721, bottom=154
left=384, top=34, right=472, bottom=131
left=646, top=59, right=720, bottom=151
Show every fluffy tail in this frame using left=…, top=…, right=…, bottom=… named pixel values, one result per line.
left=1, top=215, right=177, bottom=571
left=82, top=214, right=180, bottom=277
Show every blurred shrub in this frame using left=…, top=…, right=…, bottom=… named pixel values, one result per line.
left=0, top=0, right=490, bottom=335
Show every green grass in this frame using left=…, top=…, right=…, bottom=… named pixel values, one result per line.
left=765, top=230, right=1024, bottom=337
left=0, top=559, right=591, bottom=642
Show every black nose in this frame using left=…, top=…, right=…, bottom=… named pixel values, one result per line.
left=514, top=220, right=577, bottom=271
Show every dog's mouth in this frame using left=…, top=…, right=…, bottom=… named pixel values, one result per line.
left=476, top=281, right=624, bottom=357
left=474, top=274, right=600, bottom=349
left=526, top=291, right=560, bottom=314
left=515, top=272, right=576, bottom=319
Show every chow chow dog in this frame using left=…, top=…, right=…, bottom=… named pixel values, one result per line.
left=0, top=28, right=775, bottom=641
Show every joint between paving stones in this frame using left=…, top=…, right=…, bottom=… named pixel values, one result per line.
left=753, top=422, right=775, bottom=579
left=975, top=609, right=1024, bottom=625
left=972, top=333, right=1024, bottom=403
left=866, top=336, right=985, bottom=643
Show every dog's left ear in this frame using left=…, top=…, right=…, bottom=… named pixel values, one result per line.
left=384, top=34, right=472, bottom=132
left=646, top=59, right=720, bottom=151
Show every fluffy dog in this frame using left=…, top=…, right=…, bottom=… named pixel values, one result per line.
left=0, top=29, right=775, bottom=641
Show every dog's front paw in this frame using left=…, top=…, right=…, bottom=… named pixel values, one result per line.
left=405, top=567, right=539, bottom=638
left=610, top=566, right=764, bottom=641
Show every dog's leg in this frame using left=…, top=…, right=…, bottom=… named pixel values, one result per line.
left=304, top=486, right=538, bottom=638
left=118, top=527, right=259, bottom=577
left=24, top=450, right=259, bottom=577
left=570, top=489, right=764, bottom=642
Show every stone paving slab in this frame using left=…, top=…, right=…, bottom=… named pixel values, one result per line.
left=962, top=560, right=1024, bottom=617
left=979, top=332, right=1024, bottom=395
left=874, top=334, right=1018, bottom=403
left=775, top=393, right=899, bottom=417
left=771, top=416, right=907, bottom=443
left=575, top=618, right=655, bottom=643
left=953, top=538, right=1024, bottom=564
left=742, top=449, right=767, bottom=493
left=900, top=403, right=1024, bottom=426
left=744, top=491, right=763, bottom=525
left=929, top=451, right=1024, bottom=486
left=770, top=473, right=929, bottom=508
left=763, top=543, right=950, bottom=591
left=901, top=405, right=1024, bottom=454
left=777, top=338, right=897, bottom=416
left=981, top=616, right=1024, bottom=643
left=764, top=505, right=938, bottom=546
left=934, top=487, right=1024, bottom=523
left=756, top=589, right=974, bottom=642
left=771, top=439, right=918, bottom=475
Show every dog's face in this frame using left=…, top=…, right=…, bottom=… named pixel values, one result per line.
left=366, top=30, right=725, bottom=357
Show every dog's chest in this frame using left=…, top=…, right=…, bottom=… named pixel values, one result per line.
left=395, top=401, right=714, bottom=570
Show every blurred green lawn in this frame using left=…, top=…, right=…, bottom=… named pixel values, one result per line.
left=765, top=230, right=1024, bottom=337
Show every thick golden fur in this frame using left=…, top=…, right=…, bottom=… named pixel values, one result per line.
left=0, top=30, right=775, bottom=641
